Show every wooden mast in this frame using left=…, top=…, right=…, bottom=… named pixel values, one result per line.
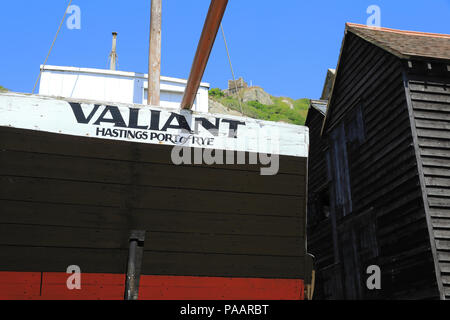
left=148, top=0, right=162, bottom=106
left=181, top=0, right=229, bottom=110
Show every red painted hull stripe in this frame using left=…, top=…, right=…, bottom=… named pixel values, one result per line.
left=0, top=272, right=304, bottom=300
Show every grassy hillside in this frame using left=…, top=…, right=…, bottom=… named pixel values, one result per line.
left=209, top=88, right=309, bottom=125
left=0, top=85, right=8, bottom=92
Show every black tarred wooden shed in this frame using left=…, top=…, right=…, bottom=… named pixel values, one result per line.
left=307, top=23, right=450, bottom=300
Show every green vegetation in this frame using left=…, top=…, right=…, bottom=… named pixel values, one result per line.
left=209, top=88, right=225, bottom=98
left=0, top=85, right=8, bottom=92
left=209, top=88, right=309, bottom=125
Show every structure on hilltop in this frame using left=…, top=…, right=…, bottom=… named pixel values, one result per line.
left=226, top=77, right=249, bottom=95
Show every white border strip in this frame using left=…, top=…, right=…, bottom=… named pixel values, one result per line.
left=0, top=93, right=309, bottom=158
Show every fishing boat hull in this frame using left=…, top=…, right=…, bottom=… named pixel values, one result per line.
left=0, top=93, right=312, bottom=300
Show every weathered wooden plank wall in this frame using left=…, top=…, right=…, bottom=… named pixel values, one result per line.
left=306, top=107, right=336, bottom=299
left=0, top=126, right=308, bottom=284
left=407, top=66, right=450, bottom=299
left=308, top=32, right=440, bottom=299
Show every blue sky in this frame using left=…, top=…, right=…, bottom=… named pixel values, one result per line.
left=0, top=1, right=449, bottom=100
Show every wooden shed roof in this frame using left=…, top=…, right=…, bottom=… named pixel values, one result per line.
left=321, top=23, right=450, bottom=135
left=310, top=100, right=328, bottom=116
left=346, top=23, right=450, bottom=61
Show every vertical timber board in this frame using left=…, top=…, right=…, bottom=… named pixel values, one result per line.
left=325, top=150, right=340, bottom=264
left=407, top=65, right=450, bottom=300
left=402, top=69, right=445, bottom=300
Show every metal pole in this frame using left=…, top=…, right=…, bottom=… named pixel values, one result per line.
left=124, top=239, right=138, bottom=300
left=124, top=231, right=147, bottom=301
left=148, top=0, right=162, bottom=106
left=181, top=0, right=229, bottom=110
left=110, top=32, right=118, bottom=71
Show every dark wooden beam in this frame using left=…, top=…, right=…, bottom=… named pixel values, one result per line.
left=181, top=0, right=228, bottom=110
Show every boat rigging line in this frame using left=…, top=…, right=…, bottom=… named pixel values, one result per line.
left=32, top=0, right=73, bottom=94
left=220, top=23, right=244, bottom=116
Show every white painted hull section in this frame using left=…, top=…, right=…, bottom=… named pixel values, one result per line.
left=0, top=93, right=309, bottom=158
